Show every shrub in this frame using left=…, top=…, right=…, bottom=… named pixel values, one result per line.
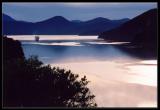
left=3, top=56, right=97, bottom=107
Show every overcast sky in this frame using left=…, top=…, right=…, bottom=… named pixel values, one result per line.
left=2, top=2, right=157, bottom=22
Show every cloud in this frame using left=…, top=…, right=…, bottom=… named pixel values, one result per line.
left=2, top=2, right=157, bottom=22
left=3, top=2, right=157, bottom=6
left=2, top=2, right=157, bottom=9
left=60, top=3, right=123, bottom=8
left=60, top=2, right=157, bottom=8
left=2, top=2, right=52, bottom=7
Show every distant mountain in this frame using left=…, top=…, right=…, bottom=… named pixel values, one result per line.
left=2, top=14, right=129, bottom=35
left=33, top=16, right=78, bottom=35
left=71, top=20, right=82, bottom=23
left=2, top=14, right=34, bottom=35
left=112, top=18, right=130, bottom=24
left=36, top=16, right=70, bottom=24
left=79, top=17, right=130, bottom=35
left=99, top=8, right=157, bottom=54
left=2, top=14, right=15, bottom=22
left=99, top=9, right=157, bottom=42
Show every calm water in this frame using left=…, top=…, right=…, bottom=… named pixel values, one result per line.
left=8, top=35, right=157, bottom=107
left=8, top=35, right=147, bottom=63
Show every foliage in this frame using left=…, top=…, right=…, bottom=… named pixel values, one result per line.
left=3, top=36, right=24, bottom=60
left=3, top=56, right=97, bottom=107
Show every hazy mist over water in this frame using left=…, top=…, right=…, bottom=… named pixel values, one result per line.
left=8, top=35, right=157, bottom=107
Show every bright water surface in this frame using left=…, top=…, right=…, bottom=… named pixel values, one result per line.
left=8, top=35, right=157, bottom=107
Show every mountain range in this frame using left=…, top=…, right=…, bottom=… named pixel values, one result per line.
left=99, top=8, right=157, bottom=54
left=2, top=14, right=129, bottom=35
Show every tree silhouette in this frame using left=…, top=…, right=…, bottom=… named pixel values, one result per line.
left=3, top=36, right=97, bottom=107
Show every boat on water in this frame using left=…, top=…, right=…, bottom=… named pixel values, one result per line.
left=35, top=35, right=40, bottom=42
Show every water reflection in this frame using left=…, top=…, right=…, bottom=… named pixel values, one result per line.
left=52, top=59, right=157, bottom=107
left=9, top=35, right=157, bottom=107
left=22, top=43, right=136, bottom=64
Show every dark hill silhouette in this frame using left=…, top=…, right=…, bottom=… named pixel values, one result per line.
left=2, top=14, right=34, bottom=35
left=35, top=16, right=78, bottom=34
left=99, top=9, right=157, bottom=42
left=71, top=20, right=82, bottom=23
left=78, top=17, right=116, bottom=35
left=99, top=8, right=157, bottom=56
left=79, top=18, right=130, bottom=35
left=112, top=18, right=130, bottom=24
left=2, top=14, right=15, bottom=22
left=36, top=16, right=71, bottom=25
left=2, top=14, right=129, bottom=35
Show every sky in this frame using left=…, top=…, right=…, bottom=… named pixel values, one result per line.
left=2, top=2, right=157, bottom=22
